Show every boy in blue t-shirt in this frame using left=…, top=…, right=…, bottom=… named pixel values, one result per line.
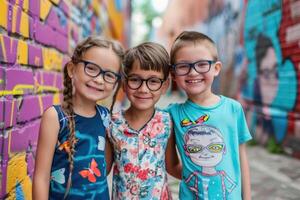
left=168, top=31, right=252, bottom=200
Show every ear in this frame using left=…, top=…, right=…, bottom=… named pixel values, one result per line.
left=161, top=75, right=170, bottom=94
left=213, top=61, right=222, bottom=76
left=67, top=61, right=75, bottom=78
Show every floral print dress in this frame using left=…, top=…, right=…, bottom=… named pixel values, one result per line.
left=109, top=109, right=173, bottom=200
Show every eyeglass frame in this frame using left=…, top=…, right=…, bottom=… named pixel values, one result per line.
left=79, top=60, right=121, bottom=84
left=172, top=59, right=216, bottom=76
left=125, top=75, right=166, bottom=91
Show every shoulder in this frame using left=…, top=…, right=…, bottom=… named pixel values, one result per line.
left=221, top=96, right=243, bottom=111
left=40, top=106, right=60, bottom=132
left=166, top=102, right=182, bottom=113
left=42, top=106, right=59, bottom=121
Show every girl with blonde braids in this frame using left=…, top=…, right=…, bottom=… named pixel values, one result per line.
left=33, top=36, right=124, bottom=200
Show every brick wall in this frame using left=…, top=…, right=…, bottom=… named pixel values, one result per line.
left=0, top=0, right=130, bottom=199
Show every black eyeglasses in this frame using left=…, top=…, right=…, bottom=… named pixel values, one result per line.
left=172, top=60, right=216, bottom=76
left=79, top=60, right=120, bottom=84
left=126, top=75, right=165, bottom=91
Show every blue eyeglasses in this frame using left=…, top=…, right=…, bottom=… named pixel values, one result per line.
left=172, top=60, right=216, bottom=76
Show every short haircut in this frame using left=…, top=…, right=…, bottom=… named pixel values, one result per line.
left=170, top=31, right=218, bottom=65
left=123, top=42, right=170, bottom=79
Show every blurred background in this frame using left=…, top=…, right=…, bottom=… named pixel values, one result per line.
left=0, top=0, right=300, bottom=199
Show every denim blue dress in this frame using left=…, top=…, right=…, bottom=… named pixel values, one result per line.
left=48, top=105, right=110, bottom=200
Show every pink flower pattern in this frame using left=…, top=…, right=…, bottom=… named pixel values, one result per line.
left=109, top=109, right=173, bottom=200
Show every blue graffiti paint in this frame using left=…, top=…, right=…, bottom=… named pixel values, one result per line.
left=243, top=0, right=297, bottom=142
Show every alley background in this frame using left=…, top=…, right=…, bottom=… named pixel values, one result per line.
left=1, top=0, right=300, bottom=199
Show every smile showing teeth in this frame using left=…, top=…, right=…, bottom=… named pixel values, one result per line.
left=87, top=84, right=102, bottom=91
left=186, top=79, right=203, bottom=84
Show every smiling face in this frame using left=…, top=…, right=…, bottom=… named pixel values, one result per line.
left=172, top=44, right=221, bottom=102
left=68, top=46, right=120, bottom=103
left=124, top=61, right=168, bottom=112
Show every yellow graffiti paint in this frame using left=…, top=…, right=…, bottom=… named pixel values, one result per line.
left=37, top=85, right=59, bottom=93
left=17, top=40, right=28, bottom=65
left=20, top=10, right=29, bottom=38
left=0, top=84, right=34, bottom=96
left=107, top=0, right=124, bottom=40
left=42, top=47, right=63, bottom=71
left=6, top=153, right=32, bottom=200
left=92, top=0, right=101, bottom=16
left=0, top=35, right=7, bottom=62
left=0, top=0, right=8, bottom=29
left=53, top=93, right=61, bottom=105
left=38, top=94, right=44, bottom=115
left=9, top=5, right=29, bottom=37
left=40, top=0, right=53, bottom=21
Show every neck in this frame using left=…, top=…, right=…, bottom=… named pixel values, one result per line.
left=124, top=106, right=155, bottom=130
left=189, top=92, right=220, bottom=107
left=72, top=97, right=97, bottom=117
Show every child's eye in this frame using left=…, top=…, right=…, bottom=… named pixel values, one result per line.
left=148, top=78, right=161, bottom=85
left=86, top=64, right=98, bottom=72
left=128, top=77, right=140, bottom=82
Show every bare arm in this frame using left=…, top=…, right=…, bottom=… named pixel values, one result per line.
left=32, top=107, right=59, bottom=200
left=239, top=143, right=251, bottom=200
left=105, top=133, right=114, bottom=175
left=165, top=123, right=182, bottom=179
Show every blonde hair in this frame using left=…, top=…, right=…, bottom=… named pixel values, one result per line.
left=62, top=35, right=124, bottom=198
left=170, top=31, right=218, bottom=65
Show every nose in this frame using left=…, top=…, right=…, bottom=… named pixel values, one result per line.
left=137, top=80, right=149, bottom=92
left=93, top=73, right=105, bottom=84
left=188, top=66, right=199, bottom=76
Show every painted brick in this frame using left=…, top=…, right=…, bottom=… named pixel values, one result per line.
left=34, top=19, right=55, bottom=47
left=10, top=120, right=40, bottom=153
left=0, top=67, right=4, bottom=91
left=17, top=95, right=41, bottom=123
left=0, top=34, right=18, bottom=64
left=0, top=98, right=18, bottom=129
left=42, top=94, right=55, bottom=111
left=28, top=43, right=43, bottom=67
left=47, top=6, right=68, bottom=36
left=5, top=67, right=35, bottom=95
left=28, top=0, right=40, bottom=17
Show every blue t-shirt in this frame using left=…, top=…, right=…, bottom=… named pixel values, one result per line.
left=49, top=105, right=110, bottom=200
left=168, top=96, right=252, bottom=200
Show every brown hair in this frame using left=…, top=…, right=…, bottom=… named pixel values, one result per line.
left=123, top=42, right=170, bottom=79
left=62, top=35, right=124, bottom=198
left=170, top=31, right=218, bottom=65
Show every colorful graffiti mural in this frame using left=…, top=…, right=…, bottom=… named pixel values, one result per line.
left=0, top=0, right=130, bottom=199
left=241, top=0, right=299, bottom=157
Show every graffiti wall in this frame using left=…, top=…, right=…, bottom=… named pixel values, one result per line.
left=159, top=0, right=300, bottom=158
left=0, top=0, right=130, bottom=199
left=241, top=0, right=300, bottom=157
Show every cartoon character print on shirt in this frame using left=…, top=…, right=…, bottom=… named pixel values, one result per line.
left=183, top=124, right=236, bottom=200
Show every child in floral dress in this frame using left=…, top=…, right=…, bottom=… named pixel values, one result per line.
left=108, top=42, right=181, bottom=200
